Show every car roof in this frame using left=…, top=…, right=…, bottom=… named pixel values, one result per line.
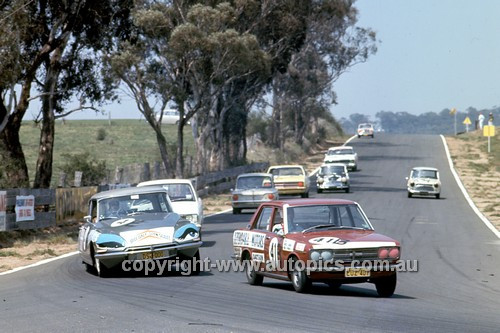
left=328, top=146, right=353, bottom=150
left=358, top=123, right=373, bottom=126
left=91, top=185, right=168, bottom=200
left=237, top=173, right=273, bottom=178
left=268, top=165, right=304, bottom=169
left=412, top=167, right=438, bottom=171
left=137, top=179, right=193, bottom=187
left=320, top=163, right=346, bottom=167
left=262, top=198, right=356, bottom=207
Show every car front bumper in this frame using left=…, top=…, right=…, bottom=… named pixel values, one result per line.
left=407, top=186, right=440, bottom=195
left=232, top=199, right=273, bottom=209
left=317, top=182, right=349, bottom=190
left=95, top=241, right=203, bottom=268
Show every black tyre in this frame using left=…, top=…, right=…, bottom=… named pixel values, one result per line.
left=326, top=281, right=342, bottom=290
left=245, top=259, right=263, bottom=286
left=345, top=187, right=350, bottom=193
left=407, top=192, right=412, bottom=198
left=375, top=273, right=397, bottom=297
left=187, top=250, right=201, bottom=276
left=436, top=193, right=440, bottom=199
left=291, top=260, right=311, bottom=293
left=317, top=188, right=323, bottom=194
left=357, top=135, right=361, bottom=138
left=233, top=208, right=241, bottom=214
left=301, top=192, right=309, bottom=198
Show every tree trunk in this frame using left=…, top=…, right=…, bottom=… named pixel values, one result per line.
left=0, top=126, right=30, bottom=188
left=155, top=129, right=174, bottom=178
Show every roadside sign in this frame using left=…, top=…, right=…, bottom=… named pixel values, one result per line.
left=463, top=117, right=471, bottom=125
left=483, top=125, right=495, bottom=137
left=450, top=108, right=457, bottom=115
left=483, top=125, right=495, bottom=153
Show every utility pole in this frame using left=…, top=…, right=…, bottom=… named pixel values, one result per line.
left=450, top=108, right=457, bottom=135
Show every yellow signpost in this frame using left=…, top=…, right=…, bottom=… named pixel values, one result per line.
left=483, top=125, right=495, bottom=153
left=463, top=116, right=471, bottom=132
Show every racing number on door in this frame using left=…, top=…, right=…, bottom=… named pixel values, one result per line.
left=268, top=237, right=279, bottom=269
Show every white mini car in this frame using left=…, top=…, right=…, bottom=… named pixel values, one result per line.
left=137, top=179, right=203, bottom=227
left=406, top=167, right=441, bottom=199
left=316, top=163, right=350, bottom=193
left=323, top=146, right=358, bottom=171
left=357, top=123, right=374, bottom=138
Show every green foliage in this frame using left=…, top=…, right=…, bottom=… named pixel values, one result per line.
left=59, top=152, right=107, bottom=186
left=96, top=128, right=107, bottom=141
left=247, top=111, right=270, bottom=142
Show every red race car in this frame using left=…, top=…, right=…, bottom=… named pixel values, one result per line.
left=233, top=199, right=400, bottom=296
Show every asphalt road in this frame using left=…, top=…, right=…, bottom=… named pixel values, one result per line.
left=1, top=134, right=499, bottom=332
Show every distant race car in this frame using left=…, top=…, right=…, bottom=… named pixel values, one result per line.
left=78, top=186, right=202, bottom=277
left=137, top=179, right=203, bottom=227
left=406, top=167, right=441, bottom=199
left=316, top=163, right=350, bottom=193
left=232, top=199, right=400, bottom=296
left=231, top=173, right=279, bottom=214
left=267, top=165, right=310, bottom=198
left=357, top=123, right=374, bottom=138
left=323, top=146, right=358, bottom=171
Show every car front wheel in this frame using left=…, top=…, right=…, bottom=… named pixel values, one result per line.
left=291, top=260, right=311, bottom=293
left=407, top=192, right=412, bottom=198
left=436, top=193, right=440, bottom=199
left=374, top=273, right=397, bottom=297
left=245, top=259, right=263, bottom=286
left=233, top=208, right=241, bottom=214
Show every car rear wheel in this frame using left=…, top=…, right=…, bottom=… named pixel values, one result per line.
left=301, top=192, right=309, bottom=198
left=374, top=273, right=397, bottom=297
left=291, top=260, right=311, bottom=293
left=245, top=259, right=263, bottom=286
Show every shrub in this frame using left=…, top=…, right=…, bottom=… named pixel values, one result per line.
left=59, top=152, right=107, bottom=186
left=96, top=128, right=107, bottom=141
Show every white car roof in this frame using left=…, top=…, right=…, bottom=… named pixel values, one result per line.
left=320, top=163, right=347, bottom=167
left=137, top=179, right=194, bottom=187
left=328, top=146, right=353, bottom=151
left=412, top=167, right=438, bottom=171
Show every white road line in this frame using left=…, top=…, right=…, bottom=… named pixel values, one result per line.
left=0, top=251, right=79, bottom=276
left=205, top=208, right=232, bottom=217
left=344, top=134, right=358, bottom=145
left=440, top=134, right=500, bottom=239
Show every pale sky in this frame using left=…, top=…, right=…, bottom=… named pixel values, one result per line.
left=332, top=0, right=500, bottom=120
left=26, top=0, right=500, bottom=120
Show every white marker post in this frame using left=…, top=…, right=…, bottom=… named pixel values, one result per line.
left=450, top=108, right=457, bottom=135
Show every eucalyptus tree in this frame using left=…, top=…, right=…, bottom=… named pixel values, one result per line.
left=0, top=0, right=132, bottom=188
left=270, top=0, right=377, bottom=149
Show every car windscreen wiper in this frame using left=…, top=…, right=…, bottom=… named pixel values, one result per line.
left=302, top=224, right=337, bottom=233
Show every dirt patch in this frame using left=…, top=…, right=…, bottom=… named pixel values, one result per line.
left=445, top=129, right=500, bottom=231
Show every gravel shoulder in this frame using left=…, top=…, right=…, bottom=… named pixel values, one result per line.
left=445, top=129, right=500, bottom=232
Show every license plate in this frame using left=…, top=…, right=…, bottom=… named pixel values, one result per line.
left=345, top=267, right=370, bottom=277
left=142, top=250, right=166, bottom=260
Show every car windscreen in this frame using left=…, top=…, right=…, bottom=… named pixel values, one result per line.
left=411, top=170, right=437, bottom=179
left=328, top=149, right=353, bottom=155
left=236, top=176, right=273, bottom=189
left=286, top=204, right=371, bottom=233
left=320, top=166, right=345, bottom=175
left=269, top=168, right=304, bottom=176
left=98, top=192, right=171, bottom=219
left=160, top=184, right=195, bottom=201
left=359, top=124, right=372, bottom=128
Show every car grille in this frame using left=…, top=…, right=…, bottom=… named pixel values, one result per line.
left=415, top=185, right=434, bottom=192
left=275, top=182, right=301, bottom=188
left=332, top=248, right=379, bottom=262
left=236, top=194, right=252, bottom=200
left=126, top=244, right=175, bottom=252
left=327, top=160, right=351, bottom=164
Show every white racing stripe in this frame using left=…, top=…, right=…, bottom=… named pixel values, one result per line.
left=440, top=134, right=500, bottom=239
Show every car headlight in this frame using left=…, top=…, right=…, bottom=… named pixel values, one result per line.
left=341, top=177, right=347, bottom=183
left=174, top=222, right=200, bottom=242
left=317, top=177, right=324, bottom=184
left=310, top=250, right=334, bottom=261
left=434, top=184, right=439, bottom=188
left=96, top=234, right=126, bottom=253
left=181, top=214, right=199, bottom=224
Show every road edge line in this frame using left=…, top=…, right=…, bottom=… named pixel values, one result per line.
left=440, top=134, right=500, bottom=239
left=0, top=251, right=79, bottom=276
